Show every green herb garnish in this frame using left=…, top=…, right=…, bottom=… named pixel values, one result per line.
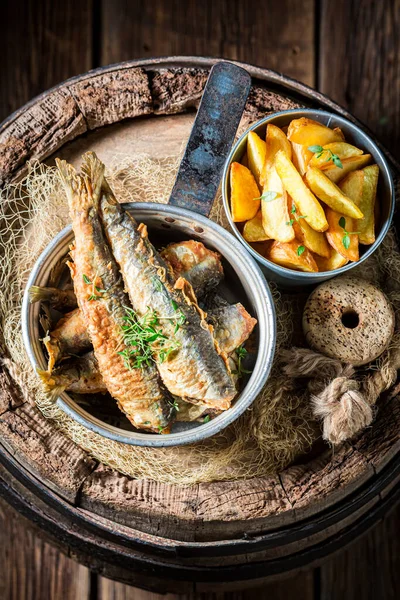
left=203, top=415, right=211, bottom=423
left=231, top=344, right=252, bottom=378
left=83, top=272, right=107, bottom=301
left=308, top=145, right=343, bottom=169
left=254, top=191, right=279, bottom=202
left=338, top=216, right=360, bottom=250
left=297, top=245, right=306, bottom=256
left=119, top=305, right=185, bottom=370
left=286, top=203, right=307, bottom=226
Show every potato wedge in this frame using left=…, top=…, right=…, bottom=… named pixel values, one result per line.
left=287, top=118, right=343, bottom=146
left=291, top=142, right=313, bottom=175
left=309, top=142, right=363, bottom=169
left=322, top=154, right=372, bottom=183
left=275, top=151, right=328, bottom=232
left=333, top=127, right=346, bottom=141
left=266, top=240, right=319, bottom=272
left=260, top=124, right=292, bottom=186
left=339, top=170, right=365, bottom=206
left=357, top=164, right=379, bottom=245
left=314, top=249, right=348, bottom=272
left=324, top=170, right=364, bottom=262
left=288, top=196, right=330, bottom=258
left=305, top=167, right=364, bottom=219
left=230, top=162, right=260, bottom=222
left=260, top=125, right=294, bottom=243
left=247, top=131, right=266, bottom=187
left=243, top=211, right=270, bottom=242
left=325, top=207, right=359, bottom=262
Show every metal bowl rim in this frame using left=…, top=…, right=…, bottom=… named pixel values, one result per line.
left=22, top=202, right=276, bottom=447
left=222, top=108, right=395, bottom=280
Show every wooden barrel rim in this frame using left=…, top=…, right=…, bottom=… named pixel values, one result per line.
left=0, top=57, right=399, bottom=580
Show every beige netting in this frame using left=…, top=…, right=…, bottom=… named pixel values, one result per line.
left=0, top=156, right=396, bottom=484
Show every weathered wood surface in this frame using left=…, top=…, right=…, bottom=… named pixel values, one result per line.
left=1, top=0, right=400, bottom=597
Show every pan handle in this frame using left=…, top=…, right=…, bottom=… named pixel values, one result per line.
left=168, top=62, right=251, bottom=217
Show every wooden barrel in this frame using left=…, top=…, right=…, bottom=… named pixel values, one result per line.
left=1, top=57, right=399, bottom=594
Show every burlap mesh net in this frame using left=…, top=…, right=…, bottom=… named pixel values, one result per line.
left=0, top=156, right=398, bottom=485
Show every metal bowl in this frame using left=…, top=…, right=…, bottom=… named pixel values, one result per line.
left=222, top=109, right=395, bottom=286
left=22, top=203, right=276, bottom=447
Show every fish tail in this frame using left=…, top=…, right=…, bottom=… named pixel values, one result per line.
left=29, top=286, right=53, bottom=304
left=81, top=152, right=105, bottom=208
left=37, top=369, right=65, bottom=402
left=56, top=158, right=91, bottom=218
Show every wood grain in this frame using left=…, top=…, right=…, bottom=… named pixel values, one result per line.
left=320, top=505, right=400, bottom=600
left=319, top=0, right=400, bottom=159
left=0, top=498, right=90, bottom=600
left=0, top=0, right=93, bottom=123
left=98, top=570, right=314, bottom=599
left=101, top=0, right=315, bottom=86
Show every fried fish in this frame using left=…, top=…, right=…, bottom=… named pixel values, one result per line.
left=96, top=154, right=236, bottom=409
left=56, top=156, right=173, bottom=433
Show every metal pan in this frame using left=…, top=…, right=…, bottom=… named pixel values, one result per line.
left=22, top=62, right=277, bottom=447
left=222, top=108, right=395, bottom=287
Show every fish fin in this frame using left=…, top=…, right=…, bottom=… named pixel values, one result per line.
left=81, top=152, right=105, bottom=207
left=29, top=286, right=52, bottom=304
left=37, top=369, right=65, bottom=402
left=42, top=335, right=59, bottom=373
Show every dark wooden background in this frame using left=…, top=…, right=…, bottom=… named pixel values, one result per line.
left=1, top=0, right=400, bottom=598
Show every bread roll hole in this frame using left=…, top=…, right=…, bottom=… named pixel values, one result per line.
left=341, top=309, right=360, bottom=329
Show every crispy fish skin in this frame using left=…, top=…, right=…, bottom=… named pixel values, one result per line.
left=98, top=175, right=236, bottom=409
left=38, top=352, right=107, bottom=400
left=56, top=156, right=172, bottom=433
left=29, top=285, right=78, bottom=312
left=208, top=303, right=257, bottom=355
left=160, top=241, right=223, bottom=298
left=38, top=241, right=226, bottom=368
left=43, top=307, right=91, bottom=372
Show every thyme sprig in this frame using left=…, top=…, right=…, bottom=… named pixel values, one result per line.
left=83, top=272, right=107, bottom=301
left=308, top=145, right=343, bottom=169
left=339, top=216, right=360, bottom=250
left=231, top=345, right=252, bottom=378
left=119, top=304, right=186, bottom=370
left=286, top=204, right=307, bottom=227
left=253, top=191, right=279, bottom=202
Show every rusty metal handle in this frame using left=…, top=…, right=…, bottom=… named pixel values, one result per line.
left=168, top=62, right=251, bottom=217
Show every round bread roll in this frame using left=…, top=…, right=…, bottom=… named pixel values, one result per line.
left=303, top=277, right=395, bottom=366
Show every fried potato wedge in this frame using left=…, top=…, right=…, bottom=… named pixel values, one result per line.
left=243, top=211, right=270, bottom=242
left=333, top=127, right=346, bottom=141
left=260, top=124, right=292, bottom=186
left=275, top=151, right=328, bottom=232
left=305, top=167, right=364, bottom=219
left=309, top=142, right=363, bottom=169
left=291, top=142, right=313, bottom=175
left=325, top=208, right=359, bottom=262
left=287, top=118, right=343, bottom=146
left=266, top=240, right=319, bottom=272
left=230, top=162, right=260, bottom=222
left=322, top=154, right=372, bottom=183
left=323, top=170, right=364, bottom=262
left=357, top=164, right=379, bottom=245
left=260, top=125, right=294, bottom=243
left=314, top=249, right=348, bottom=271
left=289, top=196, right=330, bottom=258
left=247, top=131, right=266, bottom=187
left=339, top=170, right=365, bottom=206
